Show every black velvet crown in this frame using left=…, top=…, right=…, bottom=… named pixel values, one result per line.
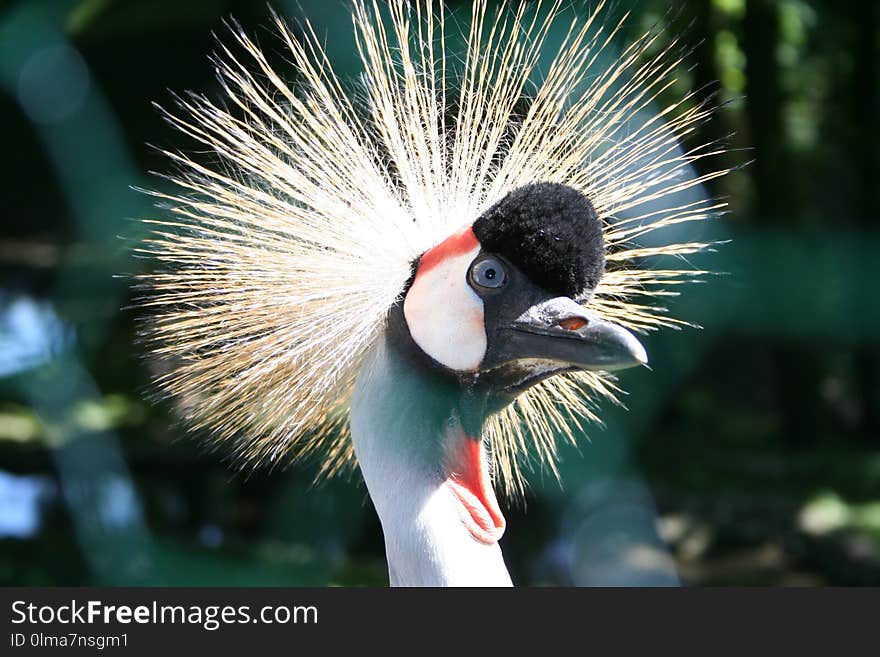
left=472, top=182, right=605, bottom=297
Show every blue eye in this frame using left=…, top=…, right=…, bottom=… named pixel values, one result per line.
left=472, top=258, right=506, bottom=289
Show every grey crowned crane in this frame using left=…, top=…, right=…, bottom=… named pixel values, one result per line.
left=137, top=0, right=728, bottom=586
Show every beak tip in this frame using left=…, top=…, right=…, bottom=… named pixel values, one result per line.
left=634, top=341, right=649, bottom=366
left=620, top=333, right=648, bottom=369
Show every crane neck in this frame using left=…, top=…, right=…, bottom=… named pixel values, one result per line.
left=350, top=335, right=512, bottom=586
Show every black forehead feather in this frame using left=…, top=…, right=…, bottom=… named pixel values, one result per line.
left=472, top=183, right=605, bottom=297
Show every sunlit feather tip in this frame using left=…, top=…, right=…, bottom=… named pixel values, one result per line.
left=135, top=0, right=729, bottom=497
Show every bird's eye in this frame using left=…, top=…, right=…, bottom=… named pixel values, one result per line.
left=471, top=257, right=506, bottom=289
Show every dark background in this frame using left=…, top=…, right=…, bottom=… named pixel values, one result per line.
left=1, top=0, right=878, bottom=586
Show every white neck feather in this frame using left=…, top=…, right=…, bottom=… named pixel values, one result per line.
left=350, top=337, right=512, bottom=587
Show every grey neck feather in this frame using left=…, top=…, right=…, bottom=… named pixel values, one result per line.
left=350, top=335, right=512, bottom=586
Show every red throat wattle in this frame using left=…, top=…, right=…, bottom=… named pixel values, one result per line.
left=445, top=433, right=506, bottom=544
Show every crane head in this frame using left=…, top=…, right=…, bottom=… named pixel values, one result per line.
left=137, top=1, right=729, bottom=509
left=396, top=182, right=647, bottom=425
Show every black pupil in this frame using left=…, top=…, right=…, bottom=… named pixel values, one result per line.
left=485, top=268, right=496, bottom=280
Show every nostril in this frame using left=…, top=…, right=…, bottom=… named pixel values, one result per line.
left=557, top=316, right=588, bottom=331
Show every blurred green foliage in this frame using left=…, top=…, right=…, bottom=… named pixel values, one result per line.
left=0, top=0, right=878, bottom=586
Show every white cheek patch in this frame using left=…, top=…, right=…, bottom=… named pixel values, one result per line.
left=403, top=244, right=486, bottom=372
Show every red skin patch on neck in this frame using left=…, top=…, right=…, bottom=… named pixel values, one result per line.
left=415, top=227, right=479, bottom=278
left=445, top=434, right=506, bottom=544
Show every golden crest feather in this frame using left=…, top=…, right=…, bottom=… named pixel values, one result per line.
left=136, top=0, right=728, bottom=496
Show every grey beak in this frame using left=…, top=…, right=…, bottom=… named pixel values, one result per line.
left=508, top=297, right=647, bottom=371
